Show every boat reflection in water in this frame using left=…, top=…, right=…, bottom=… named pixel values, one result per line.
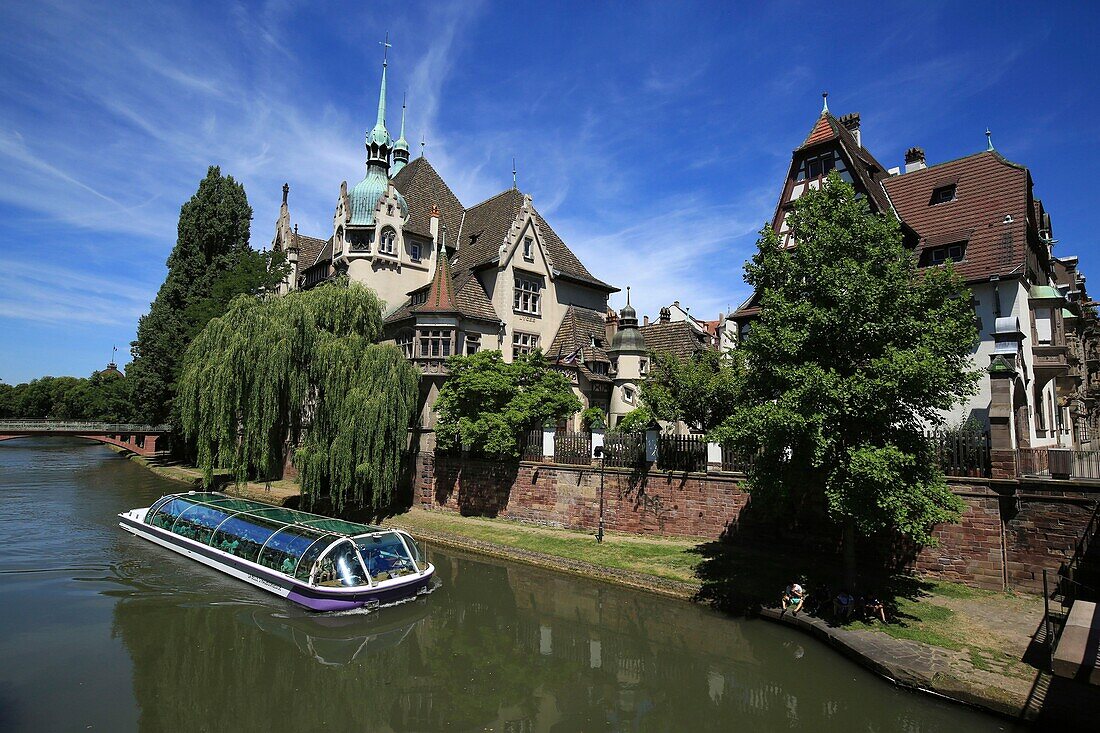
left=112, top=545, right=1014, bottom=732
left=249, top=596, right=432, bottom=666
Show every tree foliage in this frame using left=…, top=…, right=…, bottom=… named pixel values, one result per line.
left=711, top=174, right=978, bottom=574
left=434, top=350, right=582, bottom=458
left=616, top=405, right=658, bottom=433
left=641, top=349, right=745, bottom=432
left=129, top=166, right=286, bottom=424
left=176, top=281, right=420, bottom=514
left=0, top=370, right=138, bottom=422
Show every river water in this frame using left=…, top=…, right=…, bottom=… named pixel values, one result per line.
left=0, top=438, right=1019, bottom=732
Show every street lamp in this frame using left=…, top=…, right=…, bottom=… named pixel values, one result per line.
left=593, top=445, right=605, bottom=543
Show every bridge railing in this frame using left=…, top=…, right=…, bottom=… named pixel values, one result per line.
left=0, top=420, right=171, bottom=433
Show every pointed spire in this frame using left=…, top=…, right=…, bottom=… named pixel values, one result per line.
left=512, top=157, right=517, bottom=189
left=392, top=91, right=411, bottom=175
left=399, top=93, right=407, bottom=140
left=281, top=182, right=289, bottom=206
left=376, top=33, right=390, bottom=128
left=418, top=223, right=457, bottom=313
left=626, top=286, right=631, bottom=306
left=821, top=91, right=829, bottom=114
left=986, top=127, right=994, bottom=151
left=420, top=133, right=426, bottom=158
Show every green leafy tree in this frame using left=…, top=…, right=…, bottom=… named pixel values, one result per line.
left=711, top=173, right=978, bottom=585
left=129, top=166, right=285, bottom=424
left=176, top=281, right=420, bottom=514
left=434, top=350, right=582, bottom=458
left=0, top=371, right=138, bottom=421
left=641, top=349, right=744, bottom=432
left=617, top=405, right=658, bottom=433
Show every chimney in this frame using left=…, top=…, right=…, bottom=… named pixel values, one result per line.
left=839, top=113, right=861, bottom=148
left=429, top=204, right=440, bottom=242
left=659, top=307, right=671, bottom=324
left=904, top=147, right=927, bottom=173
left=643, top=315, right=650, bottom=326
left=605, top=309, right=618, bottom=345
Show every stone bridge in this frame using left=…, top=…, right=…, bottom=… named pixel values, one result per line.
left=0, top=420, right=171, bottom=457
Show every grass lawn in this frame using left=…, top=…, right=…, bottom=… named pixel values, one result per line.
left=391, top=508, right=704, bottom=585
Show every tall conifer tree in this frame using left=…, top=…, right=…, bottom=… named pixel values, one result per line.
left=129, top=166, right=280, bottom=423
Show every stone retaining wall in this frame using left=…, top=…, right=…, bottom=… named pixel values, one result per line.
left=416, top=447, right=1100, bottom=593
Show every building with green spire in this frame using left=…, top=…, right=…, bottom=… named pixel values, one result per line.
left=270, top=41, right=619, bottom=429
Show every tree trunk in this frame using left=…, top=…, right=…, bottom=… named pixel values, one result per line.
left=843, top=517, right=857, bottom=589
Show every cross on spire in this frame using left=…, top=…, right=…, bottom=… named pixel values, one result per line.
left=420, top=133, right=426, bottom=157
left=821, top=91, right=829, bottom=114
left=985, top=127, right=994, bottom=151
left=379, top=32, right=391, bottom=66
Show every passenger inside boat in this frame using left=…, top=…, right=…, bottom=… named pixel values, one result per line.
left=356, top=533, right=418, bottom=582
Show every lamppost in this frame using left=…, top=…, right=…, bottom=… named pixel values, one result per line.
left=593, top=444, right=605, bottom=543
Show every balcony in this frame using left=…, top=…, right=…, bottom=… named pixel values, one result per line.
left=1033, top=344, right=1070, bottom=378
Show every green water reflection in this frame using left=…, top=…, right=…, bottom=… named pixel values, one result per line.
left=0, top=438, right=1019, bottom=732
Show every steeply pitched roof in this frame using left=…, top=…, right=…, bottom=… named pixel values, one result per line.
left=294, top=232, right=329, bottom=268
left=882, top=151, right=1033, bottom=282
left=640, top=320, right=713, bottom=359
left=792, top=112, right=894, bottom=217
left=548, top=305, right=610, bottom=365
left=391, top=157, right=464, bottom=241
left=384, top=268, right=500, bottom=326
left=455, top=188, right=615, bottom=290
left=416, top=243, right=457, bottom=313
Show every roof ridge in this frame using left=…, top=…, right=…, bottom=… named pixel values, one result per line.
left=464, top=187, right=521, bottom=212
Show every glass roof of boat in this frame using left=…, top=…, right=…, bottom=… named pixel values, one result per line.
left=148, top=492, right=384, bottom=537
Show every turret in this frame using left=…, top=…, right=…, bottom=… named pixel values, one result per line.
left=392, top=93, right=410, bottom=175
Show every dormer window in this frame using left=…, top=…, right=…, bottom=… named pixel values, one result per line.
left=411, top=290, right=428, bottom=306
left=928, top=243, right=965, bottom=265
left=590, top=361, right=608, bottom=376
left=806, top=153, right=835, bottom=179
left=380, top=227, right=396, bottom=255
left=513, top=275, right=542, bottom=315
left=523, top=236, right=534, bottom=260
left=931, top=184, right=957, bottom=205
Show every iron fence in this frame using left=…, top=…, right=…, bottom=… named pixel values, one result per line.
left=1018, top=447, right=1100, bottom=480
left=926, top=429, right=991, bottom=478
left=719, top=444, right=755, bottom=473
left=656, top=434, right=707, bottom=473
left=553, top=432, right=592, bottom=465
left=602, top=431, right=646, bottom=468
left=520, top=429, right=543, bottom=462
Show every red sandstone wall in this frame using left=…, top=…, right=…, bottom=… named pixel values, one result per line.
left=417, top=452, right=1099, bottom=592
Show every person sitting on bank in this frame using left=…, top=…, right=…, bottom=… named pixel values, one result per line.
left=862, top=595, right=887, bottom=623
left=781, top=583, right=806, bottom=615
left=833, top=589, right=856, bottom=621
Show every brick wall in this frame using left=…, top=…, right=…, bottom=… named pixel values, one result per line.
left=417, top=451, right=1099, bottom=592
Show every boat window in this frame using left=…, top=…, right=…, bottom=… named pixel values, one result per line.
left=294, top=535, right=337, bottom=582
left=258, top=526, right=327, bottom=575
left=301, top=517, right=381, bottom=535
left=146, top=495, right=175, bottom=518
left=396, top=531, right=424, bottom=566
left=356, top=532, right=418, bottom=582
left=314, top=540, right=367, bottom=588
left=171, top=502, right=233, bottom=544
left=146, top=497, right=193, bottom=530
left=210, top=514, right=284, bottom=564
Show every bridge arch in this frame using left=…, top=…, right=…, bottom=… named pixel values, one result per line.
left=0, top=421, right=170, bottom=458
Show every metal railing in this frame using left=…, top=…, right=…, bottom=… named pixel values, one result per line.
left=0, top=420, right=170, bottom=433
left=1018, top=447, right=1100, bottom=480
left=519, top=429, right=543, bottom=462
left=719, top=444, right=755, bottom=473
left=602, top=431, right=645, bottom=468
left=553, top=433, right=592, bottom=466
left=1041, top=502, right=1100, bottom=671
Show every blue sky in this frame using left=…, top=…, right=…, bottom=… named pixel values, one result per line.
left=1, top=1, right=1098, bottom=383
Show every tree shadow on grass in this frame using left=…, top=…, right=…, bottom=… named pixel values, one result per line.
left=691, top=499, right=933, bottom=628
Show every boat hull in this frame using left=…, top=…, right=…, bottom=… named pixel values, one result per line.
left=119, top=514, right=434, bottom=611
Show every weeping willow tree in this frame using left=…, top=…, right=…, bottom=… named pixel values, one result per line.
left=176, top=280, right=420, bottom=513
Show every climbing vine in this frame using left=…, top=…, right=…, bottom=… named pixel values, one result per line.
left=177, top=280, right=420, bottom=513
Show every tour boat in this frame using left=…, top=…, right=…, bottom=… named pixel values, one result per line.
left=119, top=491, right=435, bottom=611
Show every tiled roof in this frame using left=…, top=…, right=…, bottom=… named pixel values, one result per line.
left=794, top=112, right=894, bottom=217
left=548, top=305, right=611, bottom=364
left=384, top=268, right=499, bottom=326
left=391, top=157, right=464, bottom=241
left=294, top=233, right=329, bottom=268
left=882, top=151, right=1033, bottom=282
left=640, top=320, right=713, bottom=359
left=455, top=188, right=615, bottom=290
left=416, top=244, right=457, bottom=313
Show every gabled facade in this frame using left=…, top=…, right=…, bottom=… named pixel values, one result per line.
left=732, top=101, right=1097, bottom=452
left=271, top=48, right=617, bottom=430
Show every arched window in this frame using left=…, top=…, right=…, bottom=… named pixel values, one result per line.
left=380, top=227, right=397, bottom=255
